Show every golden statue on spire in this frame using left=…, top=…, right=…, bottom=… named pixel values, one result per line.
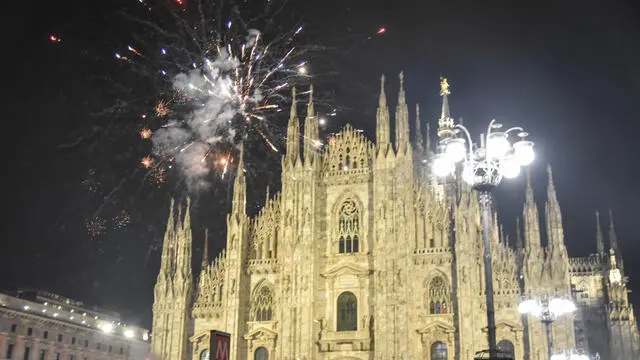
left=440, top=77, right=451, bottom=95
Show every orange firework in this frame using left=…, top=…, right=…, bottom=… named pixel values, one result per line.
left=141, top=156, right=153, bottom=168
left=140, top=128, right=152, bottom=139
left=155, top=101, right=169, bottom=117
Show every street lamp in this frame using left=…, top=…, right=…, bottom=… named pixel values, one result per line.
left=433, top=118, right=535, bottom=359
left=519, top=295, right=577, bottom=359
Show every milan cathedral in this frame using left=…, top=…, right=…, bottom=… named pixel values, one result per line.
left=151, top=75, right=640, bottom=360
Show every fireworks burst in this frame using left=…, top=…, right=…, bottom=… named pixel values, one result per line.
left=112, top=210, right=131, bottom=231
left=141, top=156, right=153, bottom=168
left=81, top=169, right=100, bottom=194
left=114, top=0, right=313, bottom=190
left=85, top=217, right=107, bottom=239
left=140, top=128, right=152, bottom=139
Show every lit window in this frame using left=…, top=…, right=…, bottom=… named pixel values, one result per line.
left=199, top=349, right=209, bottom=360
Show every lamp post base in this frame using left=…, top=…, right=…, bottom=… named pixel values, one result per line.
left=473, top=349, right=513, bottom=360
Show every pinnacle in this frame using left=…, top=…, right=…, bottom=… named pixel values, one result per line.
left=525, top=168, right=534, bottom=204
left=379, top=74, right=387, bottom=107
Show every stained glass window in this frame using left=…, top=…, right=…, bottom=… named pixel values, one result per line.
left=428, top=276, right=450, bottom=314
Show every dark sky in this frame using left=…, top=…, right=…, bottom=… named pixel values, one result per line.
left=3, top=0, right=640, bottom=328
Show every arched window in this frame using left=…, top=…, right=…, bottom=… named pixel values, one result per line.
left=338, top=199, right=360, bottom=254
left=250, top=285, right=274, bottom=321
left=337, top=292, right=357, bottom=331
left=254, top=347, right=268, bottom=360
left=578, top=281, right=589, bottom=299
left=428, top=276, right=450, bottom=314
left=199, top=349, right=209, bottom=360
left=430, top=341, right=447, bottom=360
left=497, top=340, right=515, bottom=359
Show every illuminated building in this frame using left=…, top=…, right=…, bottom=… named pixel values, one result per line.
left=0, top=290, right=150, bottom=359
left=151, top=75, right=640, bottom=360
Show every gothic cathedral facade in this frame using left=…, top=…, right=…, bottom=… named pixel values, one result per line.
left=151, top=75, right=640, bottom=360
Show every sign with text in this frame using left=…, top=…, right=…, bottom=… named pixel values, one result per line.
left=209, top=330, right=231, bottom=360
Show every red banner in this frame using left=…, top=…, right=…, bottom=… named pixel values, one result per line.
left=210, top=331, right=231, bottom=360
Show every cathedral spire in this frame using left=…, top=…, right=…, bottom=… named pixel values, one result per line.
left=160, top=198, right=176, bottom=275
left=376, top=74, right=391, bottom=153
left=415, top=103, right=423, bottom=153
left=232, top=143, right=246, bottom=215
left=303, top=85, right=318, bottom=164
left=523, top=169, right=541, bottom=250
left=425, top=122, right=432, bottom=157
left=395, top=71, right=410, bottom=152
left=608, top=209, right=623, bottom=272
left=176, top=197, right=192, bottom=280
left=437, top=77, right=455, bottom=138
left=265, top=184, right=270, bottom=203
left=285, top=87, right=301, bottom=166
left=596, top=210, right=605, bottom=255
left=516, top=217, right=523, bottom=253
left=609, top=209, right=619, bottom=252
left=202, top=228, right=209, bottom=268
left=545, top=164, right=565, bottom=248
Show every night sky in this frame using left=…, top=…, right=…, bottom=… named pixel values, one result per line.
left=3, top=0, right=640, bottom=329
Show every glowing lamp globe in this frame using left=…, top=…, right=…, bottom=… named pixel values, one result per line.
left=124, top=329, right=135, bottom=338
left=513, top=140, right=535, bottom=166
left=486, top=132, right=510, bottom=159
left=445, top=138, right=467, bottom=163
left=549, top=298, right=576, bottom=318
left=501, top=156, right=521, bottom=179
left=518, top=299, right=542, bottom=317
left=462, top=163, right=475, bottom=185
left=99, top=323, right=114, bottom=333
left=432, top=154, right=453, bottom=178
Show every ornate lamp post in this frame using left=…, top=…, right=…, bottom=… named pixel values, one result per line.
left=519, top=295, right=578, bottom=359
left=433, top=81, right=535, bottom=359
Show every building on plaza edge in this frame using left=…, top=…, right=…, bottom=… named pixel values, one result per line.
left=150, top=75, right=640, bottom=360
left=0, top=289, right=150, bottom=360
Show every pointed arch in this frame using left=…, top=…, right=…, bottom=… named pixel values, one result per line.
left=334, top=195, right=363, bottom=254
left=250, top=281, right=274, bottom=322
left=426, top=273, right=450, bottom=315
